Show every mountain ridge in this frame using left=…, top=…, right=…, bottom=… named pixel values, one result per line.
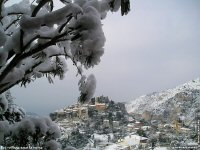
left=126, top=78, right=200, bottom=122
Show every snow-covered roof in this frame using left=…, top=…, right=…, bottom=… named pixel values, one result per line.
left=104, top=143, right=129, bottom=150
left=154, top=147, right=168, bottom=150
left=180, top=127, right=191, bottom=131
left=127, top=124, right=134, bottom=127
left=187, top=142, right=198, bottom=146
left=141, top=126, right=151, bottom=130
left=118, top=134, right=148, bottom=146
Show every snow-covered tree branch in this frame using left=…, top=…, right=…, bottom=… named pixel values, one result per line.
left=0, top=0, right=130, bottom=97
left=0, top=0, right=130, bottom=149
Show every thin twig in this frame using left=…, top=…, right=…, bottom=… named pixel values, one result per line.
left=31, top=0, right=52, bottom=17
left=4, top=18, right=20, bottom=31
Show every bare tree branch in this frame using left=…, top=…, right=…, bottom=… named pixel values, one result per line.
left=0, top=30, right=69, bottom=87
left=0, top=0, right=4, bottom=21
left=0, top=60, right=43, bottom=94
left=58, top=14, right=72, bottom=33
left=31, top=0, right=52, bottom=17
left=20, top=29, right=24, bottom=50
left=7, top=12, right=24, bottom=16
left=4, top=17, right=21, bottom=31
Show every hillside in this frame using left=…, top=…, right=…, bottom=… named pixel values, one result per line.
left=126, top=78, right=200, bottom=122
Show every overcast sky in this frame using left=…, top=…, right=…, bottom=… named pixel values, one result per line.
left=12, top=0, right=200, bottom=115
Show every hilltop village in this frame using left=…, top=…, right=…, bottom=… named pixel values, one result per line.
left=50, top=96, right=200, bottom=150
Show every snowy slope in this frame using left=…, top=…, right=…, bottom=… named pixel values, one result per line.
left=126, top=78, right=200, bottom=121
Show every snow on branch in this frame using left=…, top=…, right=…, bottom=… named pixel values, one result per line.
left=0, top=116, right=61, bottom=148
left=0, top=93, right=8, bottom=114
left=0, top=0, right=130, bottom=95
left=78, top=74, right=96, bottom=103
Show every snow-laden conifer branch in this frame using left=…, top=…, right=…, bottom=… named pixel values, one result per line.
left=4, top=15, right=21, bottom=31
left=0, top=0, right=130, bottom=96
left=5, top=61, right=43, bottom=90
left=31, top=0, right=53, bottom=17
left=0, top=0, right=130, bottom=149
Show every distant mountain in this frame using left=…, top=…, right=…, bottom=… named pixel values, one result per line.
left=126, top=78, right=200, bottom=122
left=26, top=112, right=39, bottom=116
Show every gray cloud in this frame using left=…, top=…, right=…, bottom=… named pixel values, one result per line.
left=12, top=0, right=200, bottom=115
